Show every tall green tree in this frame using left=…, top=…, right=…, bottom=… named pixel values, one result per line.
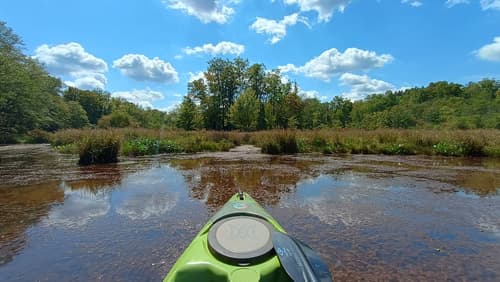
left=0, top=21, right=65, bottom=140
left=331, top=96, right=353, bottom=128
left=205, top=58, right=247, bottom=130
left=66, top=101, right=90, bottom=128
left=247, top=64, right=267, bottom=129
left=176, top=95, right=200, bottom=130
left=63, top=87, right=111, bottom=124
left=229, top=89, right=259, bottom=131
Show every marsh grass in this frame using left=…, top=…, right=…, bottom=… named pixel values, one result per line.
left=251, top=129, right=500, bottom=157
left=49, top=128, right=500, bottom=158
left=77, top=131, right=120, bottom=165
left=50, top=129, right=241, bottom=159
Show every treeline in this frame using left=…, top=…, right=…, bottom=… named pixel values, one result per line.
left=177, top=58, right=356, bottom=131
left=351, top=80, right=500, bottom=129
left=177, top=57, right=499, bottom=131
left=0, top=22, right=174, bottom=143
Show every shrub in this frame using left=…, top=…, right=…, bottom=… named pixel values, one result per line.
left=25, top=129, right=51, bottom=144
left=53, top=143, right=78, bottom=154
left=260, top=131, right=298, bottom=154
left=159, top=140, right=183, bottom=154
left=433, top=142, right=464, bottom=156
left=78, top=132, right=120, bottom=165
left=121, top=138, right=160, bottom=156
left=0, top=134, right=19, bottom=144
left=383, top=143, right=413, bottom=155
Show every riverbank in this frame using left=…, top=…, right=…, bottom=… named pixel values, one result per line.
left=18, top=128, right=500, bottom=164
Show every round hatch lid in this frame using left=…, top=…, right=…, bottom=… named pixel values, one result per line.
left=208, top=215, right=274, bottom=264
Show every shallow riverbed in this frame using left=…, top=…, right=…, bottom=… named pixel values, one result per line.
left=0, top=144, right=499, bottom=281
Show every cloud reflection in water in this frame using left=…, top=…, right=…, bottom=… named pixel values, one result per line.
left=116, top=192, right=178, bottom=220
left=43, top=186, right=110, bottom=228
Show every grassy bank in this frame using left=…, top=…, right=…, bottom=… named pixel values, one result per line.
left=250, top=129, right=500, bottom=157
left=48, top=128, right=500, bottom=162
left=50, top=128, right=242, bottom=160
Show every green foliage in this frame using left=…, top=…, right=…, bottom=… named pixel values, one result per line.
left=121, top=138, right=183, bottom=156
left=25, top=129, right=51, bottom=144
left=66, top=101, right=90, bottom=128
left=63, top=87, right=111, bottom=124
left=51, top=129, right=240, bottom=157
left=176, top=95, right=201, bottom=130
left=351, top=80, right=499, bottom=130
left=432, top=138, right=485, bottom=157
left=0, top=22, right=64, bottom=137
left=382, top=143, right=414, bottom=155
left=53, top=143, right=78, bottom=154
left=98, top=111, right=135, bottom=128
left=204, top=57, right=248, bottom=130
left=432, top=142, right=466, bottom=156
left=229, top=89, right=259, bottom=131
left=174, top=56, right=498, bottom=132
left=78, top=132, right=120, bottom=165
left=122, top=138, right=160, bottom=156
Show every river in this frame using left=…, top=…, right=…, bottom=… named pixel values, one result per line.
left=0, top=144, right=499, bottom=281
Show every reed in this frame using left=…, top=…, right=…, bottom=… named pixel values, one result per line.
left=48, top=128, right=500, bottom=157
left=77, top=131, right=120, bottom=165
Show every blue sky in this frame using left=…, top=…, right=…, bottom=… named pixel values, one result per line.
left=1, top=0, right=499, bottom=111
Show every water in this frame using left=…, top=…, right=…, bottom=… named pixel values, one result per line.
left=0, top=145, right=499, bottom=281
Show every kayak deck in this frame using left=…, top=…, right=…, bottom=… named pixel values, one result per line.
left=164, top=192, right=292, bottom=282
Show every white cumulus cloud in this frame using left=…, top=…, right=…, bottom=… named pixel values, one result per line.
left=339, top=73, right=395, bottom=100
left=480, top=0, right=500, bottom=10
left=402, top=0, right=499, bottom=9
left=279, top=47, right=393, bottom=82
left=476, top=37, right=500, bottom=62
left=299, top=89, right=329, bottom=101
left=188, top=71, right=206, bottom=82
left=163, top=0, right=236, bottom=24
left=283, top=0, right=351, bottom=22
left=401, top=0, right=423, bottom=7
left=445, top=0, right=469, bottom=7
left=64, top=73, right=107, bottom=90
left=250, top=13, right=309, bottom=44
left=158, top=102, right=182, bottom=113
left=111, top=89, right=165, bottom=109
left=33, top=42, right=107, bottom=75
left=33, top=42, right=108, bottom=90
left=183, top=41, right=244, bottom=56
left=113, top=54, right=179, bottom=83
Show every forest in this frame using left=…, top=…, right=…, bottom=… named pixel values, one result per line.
left=1, top=21, right=499, bottom=145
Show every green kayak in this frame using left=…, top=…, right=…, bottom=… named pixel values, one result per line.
left=163, top=192, right=332, bottom=282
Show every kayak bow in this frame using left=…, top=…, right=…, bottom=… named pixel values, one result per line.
left=163, top=192, right=332, bottom=282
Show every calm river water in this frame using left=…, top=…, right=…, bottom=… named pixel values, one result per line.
left=0, top=144, right=499, bottom=281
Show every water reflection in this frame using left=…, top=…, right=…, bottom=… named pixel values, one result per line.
left=271, top=171, right=500, bottom=281
left=169, top=157, right=321, bottom=209
left=67, top=164, right=123, bottom=192
left=115, top=167, right=181, bottom=220
left=42, top=185, right=111, bottom=228
left=454, top=171, right=499, bottom=196
left=0, top=145, right=499, bottom=281
left=0, top=181, right=63, bottom=265
left=301, top=175, right=384, bottom=227
left=346, top=155, right=500, bottom=196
